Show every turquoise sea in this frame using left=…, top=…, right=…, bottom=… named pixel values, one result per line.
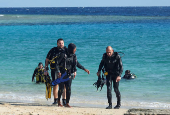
left=0, top=7, right=170, bottom=109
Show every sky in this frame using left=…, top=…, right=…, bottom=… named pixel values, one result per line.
left=0, top=0, right=170, bottom=7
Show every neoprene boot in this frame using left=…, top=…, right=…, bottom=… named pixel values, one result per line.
left=52, top=98, right=58, bottom=105
left=114, top=101, right=121, bottom=109
left=106, top=103, right=112, bottom=109
left=62, top=99, right=66, bottom=106
left=114, top=96, right=121, bottom=109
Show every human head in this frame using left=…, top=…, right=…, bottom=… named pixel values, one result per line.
left=38, top=62, right=43, bottom=69
left=68, top=43, right=76, bottom=54
left=125, top=70, right=130, bottom=75
left=106, top=46, right=114, bottom=57
left=57, top=38, right=64, bottom=48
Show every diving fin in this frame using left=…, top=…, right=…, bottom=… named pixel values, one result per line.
left=48, top=83, right=51, bottom=99
left=46, top=86, right=48, bottom=100
left=51, top=72, right=70, bottom=86
left=45, top=82, right=51, bottom=100
left=93, top=75, right=102, bottom=91
left=93, top=72, right=106, bottom=91
left=45, top=75, right=52, bottom=100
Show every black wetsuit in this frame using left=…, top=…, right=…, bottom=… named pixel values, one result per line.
left=98, top=52, right=123, bottom=106
left=57, top=52, right=77, bottom=104
left=46, top=46, right=67, bottom=81
left=32, top=67, right=44, bottom=83
left=123, top=74, right=131, bottom=79
left=56, top=49, right=86, bottom=104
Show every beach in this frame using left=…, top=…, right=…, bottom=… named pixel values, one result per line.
left=0, top=7, right=170, bottom=114
left=0, top=101, right=128, bottom=115
left=1, top=101, right=170, bottom=115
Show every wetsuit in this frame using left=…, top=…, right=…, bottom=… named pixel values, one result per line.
left=55, top=42, right=86, bottom=105
left=98, top=52, right=123, bottom=106
left=77, top=61, right=86, bottom=70
left=57, top=53, right=77, bottom=104
left=123, top=74, right=131, bottom=79
left=32, top=67, right=44, bottom=83
left=46, top=46, right=67, bottom=81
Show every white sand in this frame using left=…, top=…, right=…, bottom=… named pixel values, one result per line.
left=1, top=101, right=170, bottom=115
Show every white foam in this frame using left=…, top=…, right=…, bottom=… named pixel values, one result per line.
left=123, top=101, right=170, bottom=109
left=0, top=15, right=4, bottom=16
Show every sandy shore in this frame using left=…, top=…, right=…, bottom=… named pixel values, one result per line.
left=0, top=101, right=127, bottom=115
left=0, top=101, right=170, bottom=115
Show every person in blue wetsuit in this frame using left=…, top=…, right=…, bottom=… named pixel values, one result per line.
left=57, top=43, right=90, bottom=108
left=97, top=46, right=123, bottom=109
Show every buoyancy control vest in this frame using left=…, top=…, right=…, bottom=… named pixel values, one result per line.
left=65, top=54, right=77, bottom=72
left=48, top=47, right=67, bottom=70
left=102, top=52, right=121, bottom=75
left=35, top=67, right=45, bottom=82
left=58, top=53, right=77, bottom=74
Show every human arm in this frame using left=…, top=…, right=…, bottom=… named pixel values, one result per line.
left=77, top=61, right=90, bottom=74
left=44, top=58, right=49, bottom=76
left=116, top=55, right=123, bottom=82
left=97, top=54, right=105, bottom=76
left=55, top=53, right=65, bottom=78
left=71, top=55, right=78, bottom=78
left=44, top=48, right=54, bottom=75
left=32, top=69, right=37, bottom=82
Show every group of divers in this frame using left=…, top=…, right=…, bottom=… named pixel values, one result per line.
left=32, top=38, right=137, bottom=109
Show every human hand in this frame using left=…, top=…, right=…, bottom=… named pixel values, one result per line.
left=32, top=78, right=34, bottom=82
left=44, top=70, right=48, bottom=76
left=116, top=76, right=121, bottom=82
left=85, top=69, right=90, bottom=74
left=57, top=72, right=61, bottom=78
left=73, top=72, right=76, bottom=79
left=97, top=71, right=101, bottom=76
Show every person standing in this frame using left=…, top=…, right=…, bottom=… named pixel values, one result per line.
left=57, top=43, right=90, bottom=108
left=44, top=38, right=66, bottom=105
left=97, top=46, right=123, bottom=109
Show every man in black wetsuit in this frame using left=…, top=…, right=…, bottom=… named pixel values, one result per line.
left=97, top=46, right=123, bottom=109
left=44, top=38, right=67, bottom=105
left=57, top=43, right=90, bottom=108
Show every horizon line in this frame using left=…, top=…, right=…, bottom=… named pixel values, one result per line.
left=0, top=6, right=170, bottom=8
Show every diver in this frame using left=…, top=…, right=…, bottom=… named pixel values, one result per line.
left=44, top=38, right=67, bottom=105
left=122, top=70, right=137, bottom=79
left=44, top=38, right=90, bottom=106
left=97, top=46, right=123, bottom=109
left=57, top=43, right=90, bottom=108
left=32, top=62, right=45, bottom=83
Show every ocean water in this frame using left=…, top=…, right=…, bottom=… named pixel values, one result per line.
left=0, top=7, right=170, bottom=109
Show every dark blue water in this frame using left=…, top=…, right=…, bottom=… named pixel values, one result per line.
left=1, top=7, right=170, bottom=16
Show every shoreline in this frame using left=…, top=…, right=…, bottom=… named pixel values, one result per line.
left=1, top=101, right=170, bottom=115
left=1, top=97, right=169, bottom=110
